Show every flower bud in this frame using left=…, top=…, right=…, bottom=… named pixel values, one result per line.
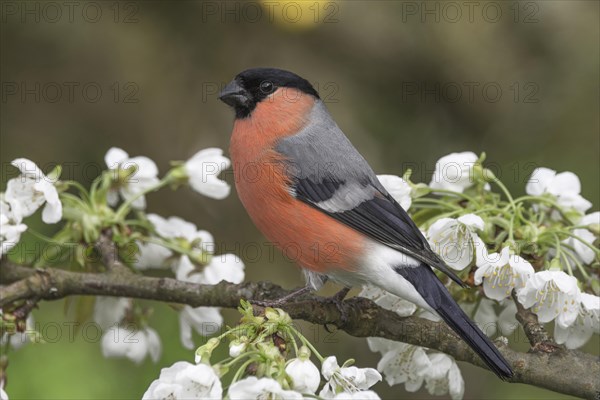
left=587, top=223, right=599, bottom=236
left=264, top=307, right=292, bottom=325
left=297, top=345, right=311, bottom=360
left=285, top=356, right=320, bottom=394
left=229, top=339, right=247, bottom=357
left=258, top=342, right=281, bottom=360
left=46, top=164, right=63, bottom=182
left=82, top=213, right=101, bottom=243
left=166, top=164, right=188, bottom=182
left=195, top=337, right=221, bottom=364
left=518, top=224, right=539, bottom=243
left=548, top=257, right=563, bottom=271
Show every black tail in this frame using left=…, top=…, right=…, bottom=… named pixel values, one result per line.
left=434, top=289, right=513, bottom=379
left=396, top=264, right=513, bottom=379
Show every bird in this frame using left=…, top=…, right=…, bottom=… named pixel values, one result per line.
left=219, top=67, right=513, bottom=379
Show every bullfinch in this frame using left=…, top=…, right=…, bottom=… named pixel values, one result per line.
left=219, top=67, right=513, bottom=379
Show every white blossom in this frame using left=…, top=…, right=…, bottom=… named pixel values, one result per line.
left=332, top=391, right=381, bottom=399
left=184, top=148, right=231, bottom=199
left=174, top=250, right=245, bottom=343
left=367, top=338, right=430, bottom=392
left=526, top=167, right=592, bottom=215
left=581, top=211, right=599, bottom=228
left=175, top=251, right=245, bottom=349
left=93, top=297, right=130, bottom=330
left=377, top=175, right=412, bottom=210
left=429, top=152, right=480, bottom=193
left=0, top=196, right=27, bottom=257
left=200, top=253, right=245, bottom=285
left=147, top=214, right=212, bottom=245
left=142, top=361, right=222, bottom=400
left=497, top=301, right=520, bottom=338
left=554, top=293, right=600, bottom=349
left=285, top=357, right=321, bottom=394
left=462, top=299, right=518, bottom=338
left=367, top=338, right=464, bottom=399
left=175, top=256, right=223, bottom=348
left=474, top=246, right=535, bottom=301
left=104, top=147, right=160, bottom=210
left=101, top=326, right=161, bottom=364
left=147, top=214, right=214, bottom=270
left=229, top=340, right=247, bottom=357
left=561, top=229, right=597, bottom=266
left=518, top=270, right=581, bottom=328
left=179, top=305, right=223, bottom=349
left=320, top=356, right=381, bottom=398
left=228, top=377, right=303, bottom=400
left=359, top=285, right=417, bottom=317
left=423, top=353, right=464, bottom=400
left=5, top=158, right=62, bottom=223
left=145, top=213, right=214, bottom=275
left=132, top=241, right=173, bottom=270
left=469, top=298, right=498, bottom=337
left=427, top=214, right=485, bottom=270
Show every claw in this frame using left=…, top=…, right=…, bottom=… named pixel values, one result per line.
left=324, top=287, right=350, bottom=326
left=250, top=285, right=312, bottom=308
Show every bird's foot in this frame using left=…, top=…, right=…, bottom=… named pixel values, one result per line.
left=324, top=287, right=351, bottom=329
left=251, top=285, right=312, bottom=308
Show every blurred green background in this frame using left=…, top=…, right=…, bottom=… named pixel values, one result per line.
left=1, top=1, right=598, bottom=399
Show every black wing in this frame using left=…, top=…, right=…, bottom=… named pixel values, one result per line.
left=294, top=176, right=466, bottom=287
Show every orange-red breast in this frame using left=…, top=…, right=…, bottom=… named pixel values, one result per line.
left=219, top=67, right=513, bottom=379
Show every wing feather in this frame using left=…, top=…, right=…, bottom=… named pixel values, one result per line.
left=294, top=177, right=466, bottom=287
left=275, top=100, right=466, bottom=287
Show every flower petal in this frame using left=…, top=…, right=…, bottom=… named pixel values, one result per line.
left=125, top=156, right=159, bottom=179
left=549, top=171, right=581, bottom=195
left=105, top=147, right=129, bottom=169
left=11, top=158, right=45, bottom=179
left=201, top=254, right=245, bottom=285
left=457, top=214, right=484, bottom=230
left=525, top=167, right=555, bottom=196
left=41, top=199, right=63, bottom=223
left=429, top=152, right=478, bottom=193
left=5, top=178, right=45, bottom=219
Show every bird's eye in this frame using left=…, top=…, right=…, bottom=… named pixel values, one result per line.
left=260, top=81, right=274, bottom=94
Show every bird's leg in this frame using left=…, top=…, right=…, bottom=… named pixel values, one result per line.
left=323, top=286, right=351, bottom=326
left=251, top=285, right=312, bottom=308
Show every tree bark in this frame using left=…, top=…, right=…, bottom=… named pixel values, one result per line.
left=0, top=261, right=598, bottom=399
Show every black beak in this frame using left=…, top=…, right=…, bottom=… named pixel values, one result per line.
left=219, top=80, right=250, bottom=108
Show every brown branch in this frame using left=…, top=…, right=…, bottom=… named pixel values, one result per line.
left=1, top=261, right=599, bottom=399
left=95, top=230, right=133, bottom=274
left=512, top=291, right=561, bottom=353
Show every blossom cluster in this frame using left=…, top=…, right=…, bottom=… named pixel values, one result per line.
left=0, top=146, right=239, bottom=397
left=361, top=151, right=598, bottom=399
left=1, top=159, right=60, bottom=256
left=143, top=301, right=382, bottom=400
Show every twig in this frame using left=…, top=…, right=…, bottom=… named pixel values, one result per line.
left=94, top=230, right=133, bottom=274
left=511, top=291, right=561, bottom=353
